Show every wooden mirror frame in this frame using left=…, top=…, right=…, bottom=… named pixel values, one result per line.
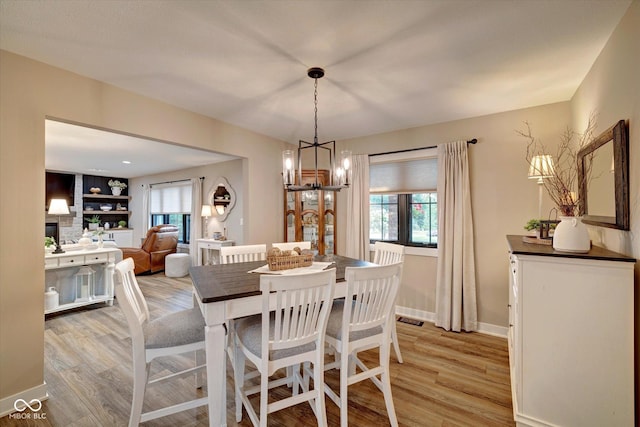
left=578, top=120, right=629, bottom=230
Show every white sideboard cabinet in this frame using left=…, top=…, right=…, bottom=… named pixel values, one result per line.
left=506, top=235, right=635, bottom=427
left=44, top=247, right=122, bottom=315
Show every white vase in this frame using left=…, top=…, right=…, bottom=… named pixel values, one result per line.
left=552, top=216, right=590, bottom=253
left=111, top=187, right=122, bottom=196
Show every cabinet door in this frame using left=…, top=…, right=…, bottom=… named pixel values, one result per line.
left=285, top=192, right=297, bottom=242
left=110, top=230, right=133, bottom=247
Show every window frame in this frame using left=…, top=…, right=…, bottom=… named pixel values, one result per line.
left=150, top=213, right=191, bottom=244
left=370, top=192, right=437, bottom=248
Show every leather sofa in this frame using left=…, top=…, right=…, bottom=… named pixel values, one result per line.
left=121, top=224, right=179, bottom=275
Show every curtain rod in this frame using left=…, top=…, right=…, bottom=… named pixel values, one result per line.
left=369, top=138, right=477, bottom=157
left=148, top=177, right=203, bottom=187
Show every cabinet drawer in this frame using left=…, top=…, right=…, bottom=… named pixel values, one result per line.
left=44, top=258, right=59, bottom=269
left=58, top=255, right=86, bottom=267
left=84, top=252, right=109, bottom=264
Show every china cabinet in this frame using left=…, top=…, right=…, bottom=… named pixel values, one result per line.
left=506, top=235, right=634, bottom=427
left=284, top=170, right=336, bottom=255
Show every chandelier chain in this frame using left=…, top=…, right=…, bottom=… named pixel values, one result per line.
left=313, top=78, right=318, bottom=144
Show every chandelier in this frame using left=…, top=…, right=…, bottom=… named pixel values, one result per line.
left=282, top=67, right=352, bottom=192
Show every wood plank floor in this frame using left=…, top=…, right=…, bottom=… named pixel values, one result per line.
left=1, top=273, right=514, bottom=427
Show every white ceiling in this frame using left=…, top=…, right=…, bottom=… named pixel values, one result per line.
left=0, top=0, right=632, bottom=176
left=45, top=120, right=237, bottom=178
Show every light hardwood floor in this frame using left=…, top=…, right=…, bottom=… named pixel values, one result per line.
left=1, top=273, right=514, bottom=427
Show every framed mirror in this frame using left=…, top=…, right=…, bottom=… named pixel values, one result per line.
left=208, top=177, right=236, bottom=222
left=578, top=120, right=629, bottom=230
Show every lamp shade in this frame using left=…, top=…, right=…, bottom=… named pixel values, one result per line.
left=528, top=155, right=554, bottom=181
left=201, top=204, right=212, bottom=217
left=48, top=198, right=70, bottom=215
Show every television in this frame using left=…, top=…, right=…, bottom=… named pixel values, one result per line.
left=46, top=172, right=75, bottom=210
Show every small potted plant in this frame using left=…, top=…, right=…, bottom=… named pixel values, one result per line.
left=93, top=227, right=106, bottom=248
left=108, top=179, right=127, bottom=196
left=118, top=220, right=127, bottom=228
left=87, top=215, right=101, bottom=230
left=45, top=236, right=56, bottom=253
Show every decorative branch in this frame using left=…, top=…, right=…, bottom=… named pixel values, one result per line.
left=517, top=113, right=597, bottom=216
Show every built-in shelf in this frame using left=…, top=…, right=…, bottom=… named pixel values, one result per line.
left=82, top=175, right=131, bottom=229
left=83, top=193, right=131, bottom=200
left=83, top=210, right=131, bottom=215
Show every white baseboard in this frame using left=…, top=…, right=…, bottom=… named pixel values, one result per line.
left=396, top=306, right=508, bottom=338
left=0, top=382, right=48, bottom=418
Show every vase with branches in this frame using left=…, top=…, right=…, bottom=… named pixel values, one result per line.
left=517, top=114, right=597, bottom=217
left=518, top=115, right=597, bottom=253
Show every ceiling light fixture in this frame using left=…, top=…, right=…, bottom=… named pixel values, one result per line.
left=282, top=67, right=351, bottom=192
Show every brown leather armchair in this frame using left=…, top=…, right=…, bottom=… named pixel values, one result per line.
left=121, top=225, right=179, bottom=275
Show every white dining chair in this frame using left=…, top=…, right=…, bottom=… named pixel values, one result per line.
left=372, top=241, right=405, bottom=363
left=114, top=258, right=208, bottom=427
left=234, top=268, right=336, bottom=427
left=271, top=241, right=312, bottom=251
left=321, top=263, right=403, bottom=427
left=220, top=244, right=267, bottom=264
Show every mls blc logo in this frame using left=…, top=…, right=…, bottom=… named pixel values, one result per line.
left=10, top=398, right=47, bottom=420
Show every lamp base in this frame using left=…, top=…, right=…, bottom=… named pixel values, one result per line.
left=53, top=243, right=65, bottom=254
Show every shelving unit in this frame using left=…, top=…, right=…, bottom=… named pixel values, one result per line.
left=82, top=175, right=131, bottom=230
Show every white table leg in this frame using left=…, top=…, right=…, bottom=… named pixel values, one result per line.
left=205, top=323, right=227, bottom=426
left=197, top=245, right=203, bottom=266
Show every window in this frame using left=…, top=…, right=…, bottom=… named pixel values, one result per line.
left=369, top=149, right=437, bottom=248
left=150, top=181, right=192, bottom=244
left=369, top=192, right=437, bottom=247
left=150, top=214, right=191, bottom=244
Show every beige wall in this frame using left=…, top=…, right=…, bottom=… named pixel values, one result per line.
left=0, top=50, right=287, bottom=402
left=570, top=0, right=639, bottom=408
left=129, top=158, right=245, bottom=244
left=337, top=102, right=571, bottom=328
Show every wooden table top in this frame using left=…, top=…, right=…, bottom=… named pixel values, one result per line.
left=190, top=254, right=373, bottom=303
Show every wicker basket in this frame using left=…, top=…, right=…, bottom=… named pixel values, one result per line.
left=267, top=253, right=313, bottom=271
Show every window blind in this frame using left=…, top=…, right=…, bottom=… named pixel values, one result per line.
left=370, top=157, right=437, bottom=193
left=150, top=181, right=192, bottom=214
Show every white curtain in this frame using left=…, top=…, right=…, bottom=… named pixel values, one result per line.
left=345, top=154, right=370, bottom=261
left=435, top=141, right=477, bottom=332
left=190, top=178, right=203, bottom=266
left=141, top=184, right=150, bottom=244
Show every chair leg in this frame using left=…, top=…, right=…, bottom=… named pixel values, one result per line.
left=259, top=370, right=269, bottom=427
left=234, top=347, right=246, bottom=423
left=391, top=319, right=403, bottom=363
left=313, top=357, right=328, bottom=427
left=129, top=361, right=149, bottom=427
left=340, top=352, right=350, bottom=427
left=195, top=349, right=205, bottom=388
left=380, top=343, right=399, bottom=427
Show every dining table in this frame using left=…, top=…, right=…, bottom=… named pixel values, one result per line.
left=189, top=254, right=373, bottom=427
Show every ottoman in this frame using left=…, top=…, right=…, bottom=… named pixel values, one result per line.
left=165, top=253, right=191, bottom=278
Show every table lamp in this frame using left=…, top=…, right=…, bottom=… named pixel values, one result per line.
left=201, top=204, right=212, bottom=238
left=48, top=198, right=70, bottom=253
left=528, top=155, right=554, bottom=219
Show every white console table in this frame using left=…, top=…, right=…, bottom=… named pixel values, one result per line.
left=196, top=238, right=234, bottom=266
left=44, top=247, right=122, bottom=315
left=506, top=235, right=635, bottom=427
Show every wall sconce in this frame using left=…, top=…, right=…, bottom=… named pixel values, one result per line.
left=201, top=204, right=212, bottom=238
left=48, top=198, right=69, bottom=253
